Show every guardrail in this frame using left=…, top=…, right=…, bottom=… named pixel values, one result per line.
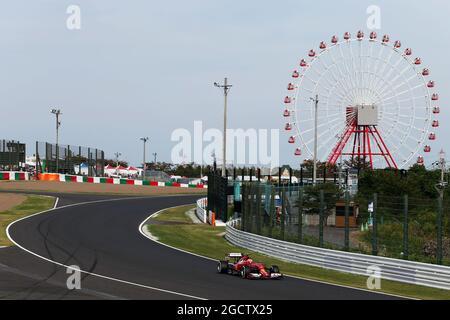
left=196, top=198, right=208, bottom=223
left=226, top=219, right=450, bottom=290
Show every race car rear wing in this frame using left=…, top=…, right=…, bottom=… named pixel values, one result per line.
left=228, top=253, right=243, bottom=258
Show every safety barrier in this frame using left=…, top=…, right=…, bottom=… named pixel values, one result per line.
left=0, top=171, right=29, bottom=181
left=36, top=173, right=207, bottom=189
left=225, top=219, right=450, bottom=290
left=196, top=198, right=208, bottom=223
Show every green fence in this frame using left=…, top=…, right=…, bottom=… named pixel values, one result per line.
left=240, top=182, right=450, bottom=266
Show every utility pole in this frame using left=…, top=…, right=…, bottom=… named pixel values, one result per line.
left=435, top=149, right=447, bottom=264
left=214, top=78, right=232, bottom=177
left=51, top=109, right=62, bottom=173
left=310, top=95, right=319, bottom=185
left=439, top=149, right=446, bottom=188
left=114, top=152, right=122, bottom=175
left=140, top=137, right=149, bottom=180
left=114, top=152, right=122, bottom=167
left=212, top=151, right=217, bottom=172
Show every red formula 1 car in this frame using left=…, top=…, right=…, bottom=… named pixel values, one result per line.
left=217, top=253, right=283, bottom=280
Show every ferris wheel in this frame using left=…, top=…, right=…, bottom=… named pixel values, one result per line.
left=283, top=30, right=440, bottom=169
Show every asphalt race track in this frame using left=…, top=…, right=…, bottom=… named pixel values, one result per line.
left=0, top=193, right=401, bottom=300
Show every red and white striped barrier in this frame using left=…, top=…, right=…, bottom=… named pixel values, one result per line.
left=0, top=171, right=29, bottom=181
left=37, top=173, right=207, bottom=189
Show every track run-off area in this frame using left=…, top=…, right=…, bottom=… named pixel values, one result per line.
left=2, top=194, right=401, bottom=300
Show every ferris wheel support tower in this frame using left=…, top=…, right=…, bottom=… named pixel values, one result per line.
left=327, top=104, right=398, bottom=169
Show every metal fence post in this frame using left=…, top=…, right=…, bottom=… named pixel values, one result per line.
left=221, top=176, right=228, bottom=222
left=403, top=194, right=409, bottom=260
left=437, top=195, right=443, bottom=265
left=248, top=183, right=255, bottom=234
left=245, top=183, right=253, bottom=232
left=344, top=191, right=350, bottom=251
left=241, top=183, right=246, bottom=231
left=372, top=193, right=378, bottom=256
left=87, top=147, right=92, bottom=176
left=323, top=167, right=326, bottom=184
left=281, top=188, right=285, bottom=240
left=289, top=168, right=293, bottom=196
left=278, top=167, right=281, bottom=187
left=78, top=146, right=82, bottom=175
left=298, top=188, right=303, bottom=244
left=45, top=142, right=49, bottom=172
left=319, top=189, right=324, bottom=248
left=256, top=182, right=261, bottom=235
left=269, top=187, right=275, bottom=238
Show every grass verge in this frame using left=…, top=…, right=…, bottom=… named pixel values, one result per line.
left=147, top=205, right=450, bottom=300
left=0, top=195, right=55, bottom=246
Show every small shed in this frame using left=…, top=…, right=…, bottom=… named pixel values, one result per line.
left=334, top=200, right=359, bottom=228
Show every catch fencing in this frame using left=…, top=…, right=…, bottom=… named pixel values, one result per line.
left=0, top=140, right=26, bottom=171
left=239, top=183, right=450, bottom=267
left=36, top=141, right=104, bottom=176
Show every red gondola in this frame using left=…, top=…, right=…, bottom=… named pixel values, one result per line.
left=414, top=58, right=421, bottom=65
left=429, top=133, right=436, bottom=140
left=432, top=120, right=439, bottom=127
left=331, top=35, right=338, bottom=44
left=382, top=34, right=390, bottom=43
left=404, top=48, right=412, bottom=56
left=394, top=40, right=401, bottom=48
left=357, top=30, right=364, bottom=40
left=285, top=123, right=292, bottom=131
left=424, top=145, right=431, bottom=153
left=292, top=70, right=300, bottom=78
left=319, top=41, right=326, bottom=50
left=300, top=59, right=308, bottom=67
left=308, top=49, right=316, bottom=57
left=284, top=96, right=292, bottom=104
left=283, top=109, right=291, bottom=117
left=433, top=106, right=440, bottom=114
left=427, top=81, right=435, bottom=88
left=287, top=83, right=295, bottom=90
left=294, top=148, right=302, bottom=156
left=344, top=32, right=351, bottom=40
left=417, top=156, right=424, bottom=165
left=288, top=136, right=295, bottom=144
left=369, top=31, right=377, bottom=40
left=432, top=93, right=439, bottom=101
left=422, top=68, right=430, bottom=76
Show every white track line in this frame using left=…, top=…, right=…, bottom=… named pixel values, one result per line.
left=6, top=196, right=206, bottom=300
left=139, top=206, right=415, bottom=300
left=53, top=197, right=59, bottom=209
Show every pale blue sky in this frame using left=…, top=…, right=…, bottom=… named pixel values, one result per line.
left=0, top=1, right=448, bottom=167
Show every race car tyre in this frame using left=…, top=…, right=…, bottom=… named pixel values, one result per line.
left=217, top=261, right=228, bottom=274
left=270, top=265, right=280, bottom=274
left=241, top=267, right=248, bottom=279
